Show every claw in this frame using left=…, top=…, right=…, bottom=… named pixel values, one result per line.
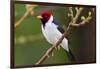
left=55, top=46, right=57, bottom=50
left=51, top=53, right=54, bottom=56
left=57, top=46, right=61, bottom=50
left=47, top=55, right=50, bottom=58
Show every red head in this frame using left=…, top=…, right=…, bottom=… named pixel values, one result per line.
left=37, top=12, right=52, bottom=24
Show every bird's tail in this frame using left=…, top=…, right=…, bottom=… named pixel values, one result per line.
left=65, top=48, right=76, bottom=61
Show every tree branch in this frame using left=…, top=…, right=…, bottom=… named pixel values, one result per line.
left=35, top=7, right=91, bottom=65
left=71, top=16, right=92, bottom=27
left=15, top=4, right=37, bottom=28
left=71, top=10, right=92, bottom=27
left=15, top=11, right=29, bottom=28
left=68, top=7, right=74, bottom=19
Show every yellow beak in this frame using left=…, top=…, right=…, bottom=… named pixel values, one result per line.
left=37, top=15, right=42, bottom=19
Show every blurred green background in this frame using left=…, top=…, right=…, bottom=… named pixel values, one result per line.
left=15, top=3, right=96, bottom=66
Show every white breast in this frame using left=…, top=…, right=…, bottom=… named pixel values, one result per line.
left=41, top=22, right=69, bottom=52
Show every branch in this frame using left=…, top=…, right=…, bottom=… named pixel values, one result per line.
left=15, top=4, right=37, bottom=28
left=73, top=8, right=83, bottom=24
left=35, top=7, right=86, bottom=65
left=68, top=7, right=74, bottom=19
left=15, top=11, right=29, bottom=28
left=71, top=11, right=92, bottom=27
left=35, top=29, right=69, bottom=65
left=71, top=16, right=92, bottom=27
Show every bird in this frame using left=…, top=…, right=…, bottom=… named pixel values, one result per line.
left=37, top=12, right=75, bottom=61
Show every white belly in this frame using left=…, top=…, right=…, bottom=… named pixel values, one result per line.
left=41, top=23, right=69, bottom=51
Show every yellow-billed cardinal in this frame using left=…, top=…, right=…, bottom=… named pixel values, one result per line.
left=37, top=12, right=75, bottom=61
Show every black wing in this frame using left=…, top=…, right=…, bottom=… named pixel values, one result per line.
left=57, top=26, right=65, bottom=34
left=52, top=20, right=65, bottom=34
left=57, top=26, right=70, bottom=44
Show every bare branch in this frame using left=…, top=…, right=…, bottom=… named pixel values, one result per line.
left=35, top=32, right=68, bottom=65
left=71, top=11, right=92, bottom=27
left=75, top=7, right=79, bottom=12
left=35, top=7, right=85, bottom=65
left=68, top=7, right=74, bottom=19
left=26, top=4, right=37, bottom=15
left=15, top=4, right=37, bottom=28
left=15, top=11, right=29, bottom=28
left=71, top=16, right=92, bottom=27
left=73, top=8, right=83, bottom=24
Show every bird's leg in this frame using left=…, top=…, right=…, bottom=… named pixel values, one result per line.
left=57, top=45, right=61, bottom=50
left=47, top=55, right=50, bottom=58
left=51, top=52, right=54, bottom=56
left=46, top=48, right=52, bottom=58
left=53, top=43, right=57, bottom=50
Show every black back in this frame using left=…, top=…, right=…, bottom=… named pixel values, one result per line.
left=52, top=20, right=65, bottom=34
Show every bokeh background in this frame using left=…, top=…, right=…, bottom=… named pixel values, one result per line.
left=14, top=3, right=96, bottom=66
